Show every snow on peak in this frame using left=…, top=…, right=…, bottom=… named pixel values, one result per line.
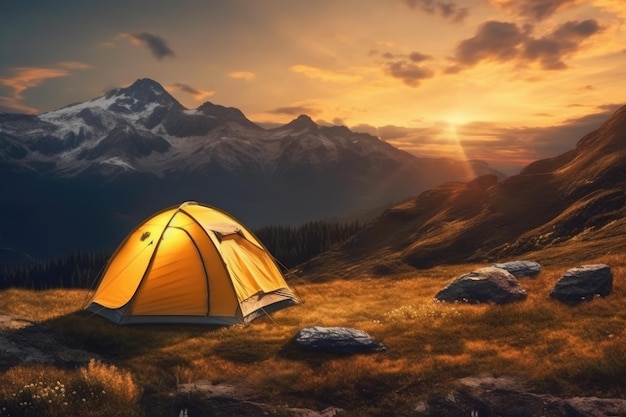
left=100, top=157, right=136, bottom=171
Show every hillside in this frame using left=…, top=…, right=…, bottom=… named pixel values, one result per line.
left=0, top=254, right=625, bottom=416
left=300, top=105, right=626, bottom=278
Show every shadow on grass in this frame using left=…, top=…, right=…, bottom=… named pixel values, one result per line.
left=0, top=309, right=226, bottom=372
left=52, top=310, right=225, bottom=358
left=276, top=338, right=386, bottom=369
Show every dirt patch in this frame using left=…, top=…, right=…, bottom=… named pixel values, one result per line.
left=0, top=314, right=101, bottom=371
left=177, top=380, right=343, bottom=417
left=416, top=375, right=626, bottom=417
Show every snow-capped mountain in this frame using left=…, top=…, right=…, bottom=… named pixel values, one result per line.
left=0, top=78, right=501, bottom=260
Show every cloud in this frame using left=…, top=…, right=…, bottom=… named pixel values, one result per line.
left=403, top=0, right=469, bottom=23
left=374, top=49, right=434, bottom=87
left=487, top=0, right=583, bottom=21
left=522, top=20, right=602, bottom=70
left=268, top=105, right=320, bottom=116
left=350, top=123, right=379, bottom=136
left=352, top=104, right=621, bottom=175
left=458, top=105, right=621, bottom=162
left=0, top=96, right=39, bottom=114
left=228, top=71, right=256, bottom=80
left=170, top=83, right=214, bottom=101
left=384, top=61, right=434, bottom=87
left=124, top=32, right=175, bottom=60
left=592, top=0, right=626, bottom=19
left=0, top=65, right=88, bottom=114
left=448, top=19, right=603, bottom=71
left=57, top=61, right=92, bottom=70
left=290, top=65, right=359, bottom=82
left=409, top=52, right=431, bottom=62
left=451, top=21, right=526, bottom=67
left=351, top=123, right=433, bottom=141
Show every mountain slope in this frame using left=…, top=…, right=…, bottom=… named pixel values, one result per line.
left=0, top=78, right=501, bottom=260
left=301, top=105, right=626, bottom=277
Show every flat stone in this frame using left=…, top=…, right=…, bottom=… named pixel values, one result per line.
left=292, top=326, right=387, bottom=354
left=492, top=260, right=541, bottom=278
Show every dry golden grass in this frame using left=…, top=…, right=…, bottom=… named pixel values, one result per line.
left=0, top=363, right=143, bottom=417
left=0, top=254, right=624, bottom=416
left=0, top=288, right=88, bottom=321
left=79, top=359, right=142, bottom=403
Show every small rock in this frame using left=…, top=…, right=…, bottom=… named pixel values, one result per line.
left=564, top=396, right=626, bottom=417
left=292, top=326, right=387, bottom=354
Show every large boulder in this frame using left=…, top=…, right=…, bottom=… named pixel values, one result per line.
left=292, top=326, right=387, bottom=354
left=492, top=260, right=541, bottom=278
left=550, top=264, right=613, bottom=304
left=435, top=267, right=527, bottom=304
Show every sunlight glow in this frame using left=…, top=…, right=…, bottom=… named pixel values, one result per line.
left=443, top=113, right=472, bottom=127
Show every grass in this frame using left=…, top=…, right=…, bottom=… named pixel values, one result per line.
left=0, top=254, right=625, bottom=416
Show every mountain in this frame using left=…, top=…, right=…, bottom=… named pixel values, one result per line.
left=301, top=104, right=626, bottom=277
left=0, top=78, right=501, bottom=261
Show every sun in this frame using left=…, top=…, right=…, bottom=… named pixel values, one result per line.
left=443, top=112, right=471, bottom=127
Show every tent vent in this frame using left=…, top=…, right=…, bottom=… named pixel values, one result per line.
left=213, top=229, right=243, bottom=242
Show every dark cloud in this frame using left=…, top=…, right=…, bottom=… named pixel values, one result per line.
left=384, top=61, right=434, bottom=87
left=268, top=106, right=319, bottom=116
left=449, top=19, right=602, bottom=71
left=409, top=52, right=431, bottom=62
left=597, top=103, right=623, bottom=112
left=171, top=82, right=214, bottom=101
left=453, top=21, right=525, bottom=67
left=173, top=82, right=202, bottom=95
left=129, top=32, right=175, bottom=60
left=522, top=20, right=602, bottom=70
left=374, top=50, right=433, bottom=85
left=403, top=0, right=469, bottom=23
left=491, top=0, right=578, bottom=21
left=371, top=49, right=431, bottom=62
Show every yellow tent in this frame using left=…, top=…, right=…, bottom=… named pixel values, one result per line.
left=85, top=201, right=301, bottom=325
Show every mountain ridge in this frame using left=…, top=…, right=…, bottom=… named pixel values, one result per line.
left=300, top=103, right=626, bottom=277
left=0, top=78, right=501, bottom=261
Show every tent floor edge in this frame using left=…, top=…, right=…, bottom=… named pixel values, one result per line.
left=242, top=299, right=300, bottom=324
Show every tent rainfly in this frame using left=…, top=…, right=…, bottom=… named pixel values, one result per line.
left=85, top=201, right=301, bottom=325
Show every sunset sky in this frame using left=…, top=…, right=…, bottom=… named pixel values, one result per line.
left=1, top=0, right=625, bottom=174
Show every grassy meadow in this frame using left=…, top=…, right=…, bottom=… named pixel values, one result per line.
left=0, top=254, right=625, bottom=416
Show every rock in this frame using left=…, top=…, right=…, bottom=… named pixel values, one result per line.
left=564, top=397, right=626, bottom=417
left=292, top=326, right=387, bottom=354
left=177, top=381, right=344, bottom=417
left=550, top=264, right=613, bottom=304
left=492, top=260, right=541, bottom=278
left=435, top=267, right=527, bottom=304
left=416, top=376, right=626, bottom=417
